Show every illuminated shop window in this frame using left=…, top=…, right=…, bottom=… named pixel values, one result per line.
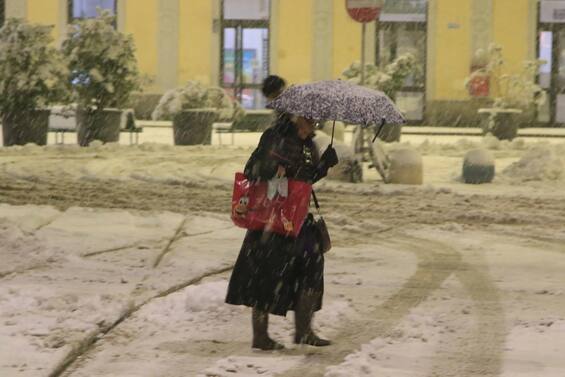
left=221, top=0, right=270, bottom=109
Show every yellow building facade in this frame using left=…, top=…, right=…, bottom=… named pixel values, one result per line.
left=3, top=0, right=559, bottom=125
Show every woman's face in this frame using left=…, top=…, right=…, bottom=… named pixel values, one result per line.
left=295, top=116, right=315, bottom=140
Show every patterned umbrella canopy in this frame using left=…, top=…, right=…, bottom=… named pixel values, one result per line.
left=267, top=80, right=405, bottom=126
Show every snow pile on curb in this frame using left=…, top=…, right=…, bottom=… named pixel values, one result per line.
left=502, top=146, right=565, bottom=182
left=397, top=135, right=533, bottom=157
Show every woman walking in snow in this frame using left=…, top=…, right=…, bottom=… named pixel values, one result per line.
left=225, top=109, right=338, bottom=350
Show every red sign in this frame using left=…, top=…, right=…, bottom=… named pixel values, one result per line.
left=346, top=0, right=382, bottom=23
left=468, top=74, right=490, bottom=97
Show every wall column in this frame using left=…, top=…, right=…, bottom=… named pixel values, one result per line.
left=312, top=0, right=333, bottom=81
left=527, top=0, right=538, bottom=60
left=471, top=0, right=493, bottom=60
left=57, top=0, right=67, bottom=45
left=210, top=0, right=221, bottom=86
left=426, top=0, right=437, bottom=100
left=269, top=0, right=280, bottom=75
left=117, top=0, right=126, bottom=32
left=157, top=0, right=179, bottom=91
left=5, top=0, right=27, bottom=19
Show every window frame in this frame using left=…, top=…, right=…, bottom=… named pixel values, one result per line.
left=220, top=0, right=271, bottom=109
left=375, top=2, right=428, bottom=122
left=375, top=20, right=427, bottom=92
left=537, top=0, right=565, bottom=126
left=67, top=0, right=118, bottom=23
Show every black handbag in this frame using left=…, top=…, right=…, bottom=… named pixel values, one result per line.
left=311, top=190, right=332, bottom=253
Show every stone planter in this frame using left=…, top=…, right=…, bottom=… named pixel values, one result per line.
left=377, top=123, right=402, bottom=143
left=173, top=109, right=218, bottom=145
left=478, top=108, right=522, bottom=141
left=462, top=149, right=495, bottom=184
left=76, top=108, right=123, bottom=146
left=386, top=147, right=423, bottom=185
left=2, top=109, right=50, bottom=146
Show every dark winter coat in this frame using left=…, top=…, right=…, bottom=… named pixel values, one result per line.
left=243, top=113, right=330, bottom=183
left=225, top=114, right=331, bottom=316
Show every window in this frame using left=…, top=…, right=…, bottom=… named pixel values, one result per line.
left=376, top=0, right=427, bottom=121
left=221, top=0, right=270, bottom=109
left=68, top=0, right=116, bottom=21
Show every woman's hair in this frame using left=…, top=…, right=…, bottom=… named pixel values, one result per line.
left=262, top=75, right=286, bottom=98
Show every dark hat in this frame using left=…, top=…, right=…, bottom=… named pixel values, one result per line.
left=262, top=75, right=286, bottom=98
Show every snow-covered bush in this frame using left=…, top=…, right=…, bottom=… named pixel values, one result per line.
left=62, top=10, right=141, bottom=110
left=465, top=44, right=546, bottom=109
left=0, top=18, right=69, bottom=116
left=152, top=81, right=245, bottom=122
left=342, top=53, right=420, bottom=99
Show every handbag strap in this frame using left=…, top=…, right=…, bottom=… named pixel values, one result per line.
left=311, top=189, right=323, bottom=217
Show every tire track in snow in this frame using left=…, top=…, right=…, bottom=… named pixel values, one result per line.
left=47, top=265, right=234, bottom=377
left=278, top=235, right=464, bottom=377
left=0, top=264, right=47, bottom=280
left=279, top=235, right=506, bottom=377
left=426, top=250, right=506, bottom=377
left=152, top=217, right=188, bottom=268
left=152, top=224, right=235, bottom=268
left=496, top=230, right=565, bottom=256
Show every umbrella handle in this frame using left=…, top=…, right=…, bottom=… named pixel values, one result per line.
left=330, top=119, right=335, bottom=147
left=372, top=118, right=386, bottom=143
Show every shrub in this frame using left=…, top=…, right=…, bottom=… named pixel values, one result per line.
left=62, top=10, right=141, bottom=110
left=152, top=81, right=245, bottom=122
left=0, top=18, right=69, bottom=116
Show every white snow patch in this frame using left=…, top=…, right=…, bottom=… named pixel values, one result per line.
left=502, top=319, right=565, bottom=377
left=185, top=281, right=228, bottom=312
left=0, top=203, right=61, bottom=233
left=199, top=355, right=303, bottom=377
left=502, top=146, right=565, bottom=182
left=465, top=148, right=495, bottom=165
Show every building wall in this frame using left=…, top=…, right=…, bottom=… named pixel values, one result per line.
left=332, top=0, right=362, bottom=79
left=13, top=0, right=544, bottom=121
left=430, top=0, right=472, bottom=101
left=123, top=0, right=159, bottom=91
left=179, top=0, right=214, bottom=85
left=493, top=0, right=532, bottom=74
left=275, top=0, right=313, bottom=85
left=27, top=0, right=60, bottom=40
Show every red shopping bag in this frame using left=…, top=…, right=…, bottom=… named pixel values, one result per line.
left=231, top=172, right=312, bottom=237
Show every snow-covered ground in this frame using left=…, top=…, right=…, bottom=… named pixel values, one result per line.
left=1, top=130, right=565, bottom=376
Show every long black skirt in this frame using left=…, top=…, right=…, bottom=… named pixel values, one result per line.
left=225, top=224, right=324, bottom=317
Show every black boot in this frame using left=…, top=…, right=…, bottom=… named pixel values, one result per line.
left=252, top=308, right=285, bottom=350
left=294, top=290, right=331, bottom=346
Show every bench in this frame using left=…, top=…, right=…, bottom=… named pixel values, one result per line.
left=212, top=122, right=234, bottom=145
left=49, top=107, right=143, bottom=145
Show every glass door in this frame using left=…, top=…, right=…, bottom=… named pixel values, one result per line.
left=221, top=0, right=270, bottom=109
left=222, top=26, right=269, bottom=109
left=377, top=1, right=427, bottom=122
